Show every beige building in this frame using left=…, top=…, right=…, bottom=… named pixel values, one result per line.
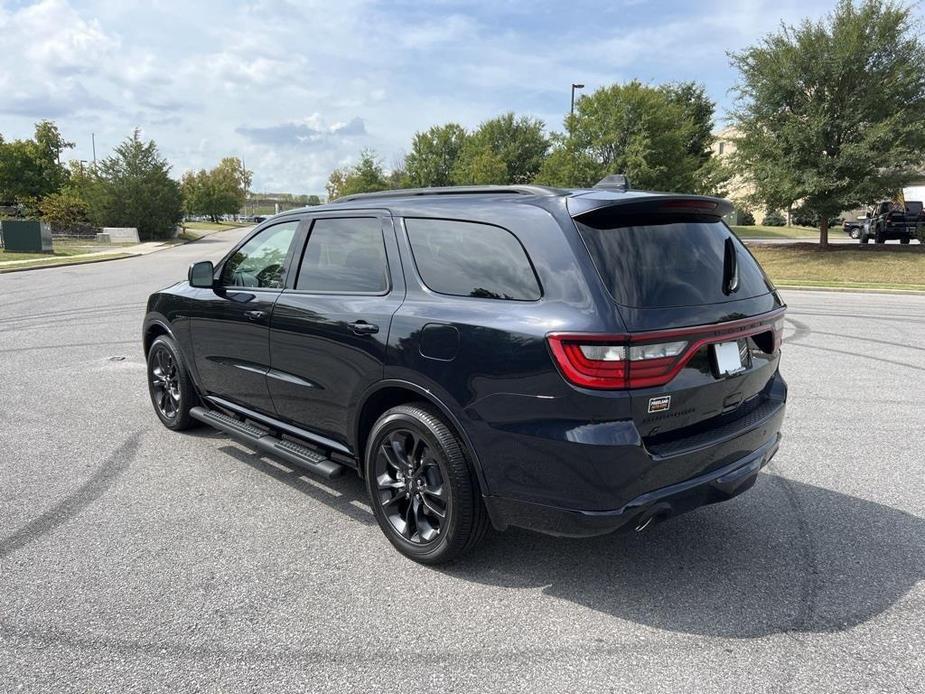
left=710, top=126, right=771, bottom=224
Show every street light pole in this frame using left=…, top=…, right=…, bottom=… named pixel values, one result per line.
left=570, top=83, right=585, bottom=115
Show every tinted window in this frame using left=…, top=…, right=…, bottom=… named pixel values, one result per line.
left=296, top=218, right=388, bottom=293
left=221, top=221, right=298, bottom=288
left=405, top=219, right=540, bottom=300
left=575, top=217, right=771, bottom=308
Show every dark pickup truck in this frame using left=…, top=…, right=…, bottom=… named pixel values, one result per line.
left=860, top=200, right=924, bottom=244
left=843, top=216, right=868, bottom=239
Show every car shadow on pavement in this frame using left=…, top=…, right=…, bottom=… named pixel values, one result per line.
left=216, top=443, right=377, bottom=528
left=210, top=438, right=923, bottom=640
left=445, top=471, right=925, bottom=638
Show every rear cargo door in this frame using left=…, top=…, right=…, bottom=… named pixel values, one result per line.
left=572, top=201, right=784, bottom=439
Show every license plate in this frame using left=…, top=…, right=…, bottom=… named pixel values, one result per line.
left=713, top=341, right=745, bottom=376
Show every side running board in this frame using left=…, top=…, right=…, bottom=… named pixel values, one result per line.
left=190, top=406, right=345, bottom=479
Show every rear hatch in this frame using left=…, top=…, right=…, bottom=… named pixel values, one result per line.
left=556, top=193, right=785, bottom=441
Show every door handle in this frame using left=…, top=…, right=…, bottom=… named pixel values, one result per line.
left=349, top=320, right=379, bottom=335
left=243, top=310, right=266, bottom=321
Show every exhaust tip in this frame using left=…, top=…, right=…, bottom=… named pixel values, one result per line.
left=635, top=516, right=655, bottom=533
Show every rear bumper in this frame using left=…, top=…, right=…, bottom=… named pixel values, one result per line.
left=484, top=431, right=781, bottom=538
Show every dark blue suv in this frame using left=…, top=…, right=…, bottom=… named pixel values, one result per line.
left=143, top=183, right=786, bottom=564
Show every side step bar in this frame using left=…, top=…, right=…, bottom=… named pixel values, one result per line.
left=190, top=406, right=345, bottom=479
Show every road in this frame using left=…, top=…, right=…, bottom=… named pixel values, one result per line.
left=1, top=231, right=923, bottom=693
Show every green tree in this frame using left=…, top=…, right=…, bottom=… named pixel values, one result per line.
left=182, top=157, right=250, bottom=222
left=0, top=121, right=73, bottom=205
left=659, top=83, right=715, bottom=165
left=454, top=146, right=508, bottom=184
left=405, top=123, right=468, bottom=187
left=535, top=82, right=712, bottom=193
left=325, top=150, right=389, bottom=200
left=306, top=194, right=322, bottom=206
left=454, top=113, right=548, bottom=185
left=730, top=0, right=925, bottom=245
left=93, top=130, right=183, bottom=240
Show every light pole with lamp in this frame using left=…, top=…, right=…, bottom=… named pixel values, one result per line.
left=570, top=83, right=585, bottom=115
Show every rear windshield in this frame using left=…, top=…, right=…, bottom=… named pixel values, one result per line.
left=575, top=216, right=771, bottom=308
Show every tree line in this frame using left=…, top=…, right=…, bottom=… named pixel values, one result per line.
left=327, top=0, right=925, bottom=247
left=326, top=82, right=726, bottom=200
left=0, top=125, right=251, bottom=241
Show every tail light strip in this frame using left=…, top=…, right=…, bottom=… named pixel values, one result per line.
left=548, top=307, right=786, bottom=390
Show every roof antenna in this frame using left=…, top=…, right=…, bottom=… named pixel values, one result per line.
left=593, top=174, right=630, bottom=192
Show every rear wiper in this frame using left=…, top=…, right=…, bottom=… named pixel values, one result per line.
left=722, top=237, right=739, bottom=295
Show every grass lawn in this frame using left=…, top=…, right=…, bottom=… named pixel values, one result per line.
left=750, top=244, right=925, bottom=290
left=0, top=247, right=83, bottom=261
left=731, top=225, right=821, bottom=239
left=0, top=252, right=133, bottom=272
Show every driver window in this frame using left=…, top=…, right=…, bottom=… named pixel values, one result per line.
left=221, top=221, right=299, bottom=288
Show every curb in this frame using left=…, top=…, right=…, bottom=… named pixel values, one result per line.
left=776, top=284, right=925, bottom=295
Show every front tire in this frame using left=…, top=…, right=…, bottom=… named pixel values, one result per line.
left=364, top=403, right=488, bottom=564
left=147, top=335, right=198, bottom=431
left=850, top=228, right=860, bottom=239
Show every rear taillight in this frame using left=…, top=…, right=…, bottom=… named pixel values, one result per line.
left=548, top=309, right=785, bottom=390
left=548, top=336, right=688, bottom=389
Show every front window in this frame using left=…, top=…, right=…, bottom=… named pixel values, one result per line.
left=221, top=221, right=298, bottom=288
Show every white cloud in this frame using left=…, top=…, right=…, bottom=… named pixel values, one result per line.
left=1, top=0, right=921, bottom=193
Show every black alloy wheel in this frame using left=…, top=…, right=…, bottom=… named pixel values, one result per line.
left=150, top=347, right=181, bottom=419
left=365, top=403, right=489, bottom=564
left=374, top=428, right=449, bottom=544
left=146, top=335, right=198, bottom=430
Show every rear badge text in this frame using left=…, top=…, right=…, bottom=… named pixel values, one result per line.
left=648, top=395, right=671, bottom=414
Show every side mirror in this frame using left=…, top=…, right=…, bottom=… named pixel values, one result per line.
left=188, top=260, right=215, bottom=288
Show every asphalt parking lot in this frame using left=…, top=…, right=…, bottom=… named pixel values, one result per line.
left=1, top=231, right=922, bottom=693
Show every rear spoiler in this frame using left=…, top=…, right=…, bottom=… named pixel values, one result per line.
left=566, top=191, right=734, bottom=220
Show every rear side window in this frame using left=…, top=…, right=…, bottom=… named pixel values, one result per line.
left=405, top=218, right=541, bottom=300
left=296, top=217, right=388, bottom=293
left=575, top=216, right=771, bottom=308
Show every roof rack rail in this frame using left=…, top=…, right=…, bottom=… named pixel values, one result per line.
left=331, top=184, right=564, bottom=204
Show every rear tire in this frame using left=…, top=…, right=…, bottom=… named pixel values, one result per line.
left=364, top=403, right=489, bottom=564
left=147, top=335, right=199, bottom=431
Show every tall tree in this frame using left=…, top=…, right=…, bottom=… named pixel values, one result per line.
left=405, top=123, right=467, bottom=187
left=94, top=130, right=183, bottom=240
left=730, top=0, right=925, bottom=245
left=0, top=121, right=73, bottom=205
left=659, top=83, right=715, bottom=165
left=535, top=82, right=713, bottom=193
left=325, top=150, right=389, bottom=200
left=454, top=113, right=548, bottom=185
left=182, top=157, right=251, bottom=222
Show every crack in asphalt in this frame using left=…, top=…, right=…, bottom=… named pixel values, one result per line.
left=0, top=432, right=143, bottom=559
left=0, top=339, right=138, bottom=355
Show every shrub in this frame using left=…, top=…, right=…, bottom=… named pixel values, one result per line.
left=763, top=209, right=786, bottom=226
left=736, top=208, right=755, bottom=226
left=40, top=191, right=91, bottom=233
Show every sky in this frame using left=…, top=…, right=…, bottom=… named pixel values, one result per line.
left=1, top=0, right=921, bottom=194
